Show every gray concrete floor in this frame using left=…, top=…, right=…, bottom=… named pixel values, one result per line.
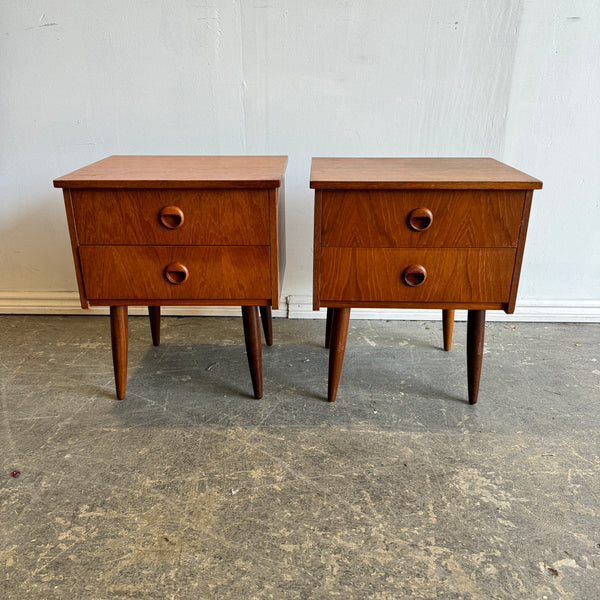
left=0, top=315, right=599, bottom=599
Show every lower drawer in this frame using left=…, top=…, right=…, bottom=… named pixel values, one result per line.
left=320, top=248, right=516, bottom=304
left=80, top=246, right=271, bottom=301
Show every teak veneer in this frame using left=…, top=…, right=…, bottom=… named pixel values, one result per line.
left=55, top=155, right=287, bottom=400
left=312, top=157, right=542, bottom=403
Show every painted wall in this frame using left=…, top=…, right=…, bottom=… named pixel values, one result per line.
left=1, top=1, right=598, bottom=318
left=503, top=0, right=600, bottom=304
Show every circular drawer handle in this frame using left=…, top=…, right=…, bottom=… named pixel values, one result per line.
left=159, top=206, right=185, bottom=229
left=402, top=264, right=427, bottom=287
left=408, top=208, right=433, bottom=231
left=164, top=262, right=189, bottom=285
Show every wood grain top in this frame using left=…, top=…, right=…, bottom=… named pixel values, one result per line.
left=54, top=155, right=288, bottom=189
left=310, top=158, right=542, bottom=190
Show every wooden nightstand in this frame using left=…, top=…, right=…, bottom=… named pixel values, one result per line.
left=55, top=155, right=287, bottom=400
left=311, top=157, right=542, bottom=403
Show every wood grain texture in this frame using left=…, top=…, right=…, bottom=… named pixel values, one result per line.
left=320, top=248, right=516, bottom=304
left=59, top=156, right=285, bottom=402
left=311, top=157, right=543, bottom=190
left=80, top=246, right=271, bottom=301
left=325, top=307, right=334, bottom=349
left=442, top=309, right=455, bottom=351
left=89, top=299, right=271, bottom=307
left=328, top=307, right=351, bottom=402
left=467, top=309, right=486, bottom=405
left=110, top=305, right=128, bottom=400
left=311, top=157, right=540, bottom=405
left=62, top=190, right=90, bottom=308
left=259, top=305, right=273, bottom=346
left=276, top=184, right=286, bottom=309
left=322, top=190, right=525, bottom=248
left=242, top=306, right=263, bottom=399
left=507, top=190, right=534, bottom=314
left=320, top=300, right=504, bottom=310
left=54, top=155, right=288, bottom=189
left=268, top=187, right=283, bottom=310
left=148, top=306, right=161, bottom=346
left=71, top=188, right=270, bottom=245
left=313, top=190, right=323, bottom=310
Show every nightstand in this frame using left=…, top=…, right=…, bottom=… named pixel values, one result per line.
left=311, top=157, right=542, bottom=403
left=55, top=155, right=287, bottom=400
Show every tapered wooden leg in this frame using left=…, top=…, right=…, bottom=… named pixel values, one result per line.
left=242, top=306, right=263, bottom=399
left=148, top=306, right=161, bottom=346
left=259, top=305, right=273, bottom=346
left=442, top=309, right=455, bottom=351
left=325, top=307, right=334, bottom=349
left=467, top=309, right=485, bottom=405
left=328, top=307, right=351, bottom=402
left=110, top=305, right=128, bottom=400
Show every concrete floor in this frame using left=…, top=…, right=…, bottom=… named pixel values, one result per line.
left=0, top=315, right=599, bottom=599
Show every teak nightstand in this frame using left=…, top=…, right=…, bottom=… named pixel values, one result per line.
left=311, top=157, right=542, bottom=403
left=55, top=155, right=287, bottom=400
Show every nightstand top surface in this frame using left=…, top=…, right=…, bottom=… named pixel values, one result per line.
left=310, top=157, right=542, bottom=190
left=54, top=155, right=288, bottom=189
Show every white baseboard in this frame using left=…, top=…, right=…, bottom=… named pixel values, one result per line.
left=0, top=292, right=598, bottom=322
left=287, top=295, right=600, bottom=323
left=0, top=292, right=288, bottom=318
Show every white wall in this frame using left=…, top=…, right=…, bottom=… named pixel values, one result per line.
left=503, top=0, right=600, bottom=305
left=1, top=1, right=598, bottom=319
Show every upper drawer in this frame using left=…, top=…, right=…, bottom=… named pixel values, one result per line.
left=71, top=188, right=270, bottom=245
left=321, top=189, right=525, bottom=248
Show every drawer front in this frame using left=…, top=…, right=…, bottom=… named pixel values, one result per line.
left=320, top=248, right=516, bottom=303
left=71, top=189, right=269, bottom=245
left=322, top=190, right=525, bottom=248
left=80, top=246, right=271, bottom=300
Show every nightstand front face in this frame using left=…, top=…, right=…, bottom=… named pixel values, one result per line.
left=55, top=155, right=287, bottom=401
left=311, top=157, right=542, bottom=404
left=56, top=155, right=287, bottom=309
left=312, top=158, right=542, bottom=313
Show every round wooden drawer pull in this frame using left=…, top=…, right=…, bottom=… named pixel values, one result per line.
left=408, top=208, right=433, bottom=231
left=164, top=262, right=189, bottom=285
left=159, top=206, right=185, bottom=229
left=402, top=264, right=427, bottom=287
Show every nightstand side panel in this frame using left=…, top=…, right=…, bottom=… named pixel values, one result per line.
left=63, top=189, right=89, bottom=308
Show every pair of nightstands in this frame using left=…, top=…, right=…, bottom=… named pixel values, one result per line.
left=55, top=156, right=541, bottom=403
